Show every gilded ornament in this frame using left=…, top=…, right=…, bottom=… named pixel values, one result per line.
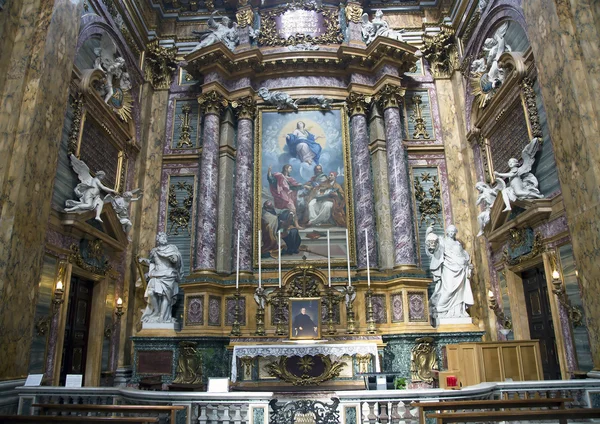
left=376, top=84, right=405, bottom=110
left=422, top=24, right=457, bottom=79
left=67, top=93, right=84, bottom=156
left=69, top=242, right=111, bottom=276
left=173, top=341, right=203, bottom=385
left=410, top=337, right=438, bottom=383
left=410, top=95, right=430, bottom=139
left=413, top=173, right=442, bottom=226
left=266, top=355, right=345, bottom=386
left=168, top=181, right=194, bottom=235
left=177, top=104, right=194, bottom=148
left=521, top=78, right=543, bottom=140
left=355, top=353, right=371, bottom=374
left=232, top=96, right=257, bottom=120
left=144, top=40, right=178, bottom=90
left=344, top=3, right=363, bottom=24
left=198, top=90, right=228, bottom=115
left=503, top=232, right=543, bottom=266
left=236, top=8, right=254, bottom=29
left=345, top=92, right=371, bottom=116
left=205, top=0, right=215, bottom=12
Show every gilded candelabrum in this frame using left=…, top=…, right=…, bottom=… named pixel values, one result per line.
left=366, top=289, right=376, bottom=334
left=346, top=301, right=357, bottom=335
left=324, top=287, right=340, bottom=336
left=271, top=291, right=288, bottom=336
left=255, top=292, right=266, bottom=336
left=230, top=290, right=242, bottom=337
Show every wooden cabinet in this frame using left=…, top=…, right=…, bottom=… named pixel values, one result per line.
left=446, top=341, right=543, bottom=387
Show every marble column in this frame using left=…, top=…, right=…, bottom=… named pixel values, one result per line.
left=233, top=97, right=257, bottom=272
left=0, top=0, right=84, bottom=380
left=522, top=0, right=600, bottom=368
left=216, top=109, right=236, bottom=274
left=346, top=93, right=378, bottom=269
left=379, top=85, right=418, bottom=269
left=368, top=104, right=394, bottom=270
left=195, top=91, right=226, bottom=272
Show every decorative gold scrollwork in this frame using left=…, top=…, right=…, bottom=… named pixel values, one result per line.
left=173, top=341, right=203, bottom=385
left=144, top=40, right=178, bottom=90
left=410, top=95, right=430, bottom=139
left=413, top=172, right=442, bottom=226
left=410, top=337, right=438, bottom=383
left=520, top=77, right=543, bottom=140
left=168, top=181, right=194, bottom=235
left=345, top=93, right=371, bottom=117
left=67, top=93, right=84, bottom=156
left=344, top=3, right=363, bottom=24
left=236, top=8, right=254, bottom=29
left=69, top=241, right=111, bottom=275
left=198, top=91, right=228, bottom=115
left=422, top=25, right=457, bottom=79
left=266, top=355, right=345, bottom=386
left=503, top=232, right=543, bottom=266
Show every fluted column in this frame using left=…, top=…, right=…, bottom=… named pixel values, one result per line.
left=378, top=84, right=418, bottom=269
left=195, top=91, right=227, bottom=272
left=346, top=93, right=377, bottom=269
left=233, top=97, right=257, bottom=272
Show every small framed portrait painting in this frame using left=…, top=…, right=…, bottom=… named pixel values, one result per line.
left=289, top=298, right=321, bottom=340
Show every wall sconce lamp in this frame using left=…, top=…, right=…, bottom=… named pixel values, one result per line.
left=115, top=297, right=125, bottom=320
left=52, top=280, right=65, bottom=313
left=551, top=269, right=583, bottom=327
left=487, top=289, right=513, bottom=332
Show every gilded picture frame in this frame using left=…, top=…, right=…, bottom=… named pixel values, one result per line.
left=289, top=297, right=321, bottom=340
left=254, top=105, right=356, bottom=269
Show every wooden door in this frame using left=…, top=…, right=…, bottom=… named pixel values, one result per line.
left=60, top=276, right=94, bottom=385
left=522, top=267, right=561, bottom=380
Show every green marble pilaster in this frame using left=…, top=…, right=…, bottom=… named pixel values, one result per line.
left=522, top=0, right=600, bottom=368
left=368, top=104, right=394, bottom=270
left=216, top=109, right=236, bottom=275
left=0, top=0, right=84, bottom=380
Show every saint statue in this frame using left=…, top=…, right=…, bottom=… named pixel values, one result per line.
left=494, top=137, right=544, bottom=211
left=425, top=224, right=474, bottom=321
left=139, top=232, right=184, bottom=323
left=64, top=154, right=117, bottom=222
left=191, top=12, right=239, bottom=52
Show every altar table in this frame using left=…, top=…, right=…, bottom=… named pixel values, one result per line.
left=231, top=342, right=380, bottom=382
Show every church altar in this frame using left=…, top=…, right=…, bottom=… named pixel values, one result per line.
left=231, top=342, right=380, bottom=382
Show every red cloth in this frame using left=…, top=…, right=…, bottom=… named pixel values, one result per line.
left=269, top=172, right=302, bottom=211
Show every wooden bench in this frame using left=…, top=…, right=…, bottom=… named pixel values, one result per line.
left=0, top=416, right=159, bottom=423
left=412, top=397, right=573, bottom=424
left=33, top=404, right=185, bottom=423
left=428, top=408, right=600, bottom=423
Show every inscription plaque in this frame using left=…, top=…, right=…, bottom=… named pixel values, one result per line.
left=138, top=350, right=173, bottom=375
left=275, top=10, right=325, bottom=39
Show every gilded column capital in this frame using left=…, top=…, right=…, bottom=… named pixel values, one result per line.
left=346, top=93, right=372, bottom=117
left=345, top=2, right=363, bottom=24
left=198, top=91, right=229, bottom=115
left=376, top=84, right=405, bottom=110
left=144, top=40, right=178, bottom=90
left=231, top=96, right=257, bottom=120
left=236, top=8, right=254, bottom=28
left=422, top=25, right=458, bottom=80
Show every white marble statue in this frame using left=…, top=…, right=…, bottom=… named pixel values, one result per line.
left=257, top=87, right=298, bottom=110
left=361, top=9, right=405, bottom=45
left=94, top=34, right=130, bottom=103
left=494, top=137, right=544, bottom=212
left=479, top=0, right=488, bottom=13
left=343, top=285, right=356, bottom=309
left=482, top=22, right=511, bottom=88
left=64, top=154, right=118, bottom=222
left=254, top=286, right=267, bottom=310
left=425, top=224, right=474, bottom=321
left=104, top=189, right=143, bottom=240
left=475, top=181, right=501, bottom=236
left=297, top=95, right=333, bottom=110
left=139, top=232, right=184, bottom=324
left=191, top=11, right=239, bottom=52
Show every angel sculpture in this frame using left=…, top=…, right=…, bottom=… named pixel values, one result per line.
left=494, top=137, right=544, bottom=212
left=482, top=22, right=511, bottom=89
left=361, top=9, right=405, bottom=45
left=297, top=95, right=333, bottom=110
left=191, top=11, right=239, bottom=53
left=105, top=189, right=143, bottom=240
left=257, top=87, right=298, bottom=110
left=343, top=285, right=356, bottom=309
left=93, top=34, right=130, bottom=103
left=64, top=154, right=118, bottom=222
left=475, top=181, right=501, bottom=236
left=254, top=286, right=267, bottom=310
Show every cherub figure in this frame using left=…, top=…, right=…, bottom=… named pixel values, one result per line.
left=343, top=285, right=356, bottom=309
left=254, top=286, right=267, bottom=310
left=494, top=137, right=544, bottom=211
left=94, top=34, right=130, bottom=103
left=64, top=154, right=117, bottom=222
left=475, top=181, right=501, bottom=236
left=257, top=87, right=298, bottom=110
left=361, top=10, right=405, bottom=45
left=482, top=22, right=511, bottom=88
left=105, top=189, right=143, bottom=240
left=191, top=11, right=239, bottom=52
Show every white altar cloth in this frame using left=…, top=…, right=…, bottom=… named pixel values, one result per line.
left=231, top=343, right=380, bottom=382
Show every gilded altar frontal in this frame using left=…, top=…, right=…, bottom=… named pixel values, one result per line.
left=1, top=0, right=600, bottom=421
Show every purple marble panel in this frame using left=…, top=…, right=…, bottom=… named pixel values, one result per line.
left=227, top=77, right=252, bottom=92
left=233, top=119, right=254, bottom=271
left=195, top=113, right=221, bottom=270
left=375, top=64, right=400, bottom=80
left=208, top=295, right=222, bottom=326
left=391, top=293, right=404, bottom=322
left=225, top=296, right=246, bottom=326
left=204, top=71, right=224, bottom=85
left=349, top=73, right=375, bottom=87
left=350, top=114, right=378, bottom=268
left=157, top=165, right=199, bottom=234
left=385, top=107, right=417, bottom=266
left=367, top=294, right=387, bottom=324
left=347, top=22, right=364, bottom=43
left=538, top=216, right=569, bottom=240
left=408, top=292, right=428, bottom=322
left=321, top=302, right=341, bottom=324
left=254, top=76, right=346, bottom=91
left=186, top=295, right=204, bottom=326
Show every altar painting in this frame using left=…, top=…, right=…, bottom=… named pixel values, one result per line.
left=255, top=107, right=355, bottom=267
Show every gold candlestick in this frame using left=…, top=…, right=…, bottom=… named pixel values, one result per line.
left=230, top=290, right=241, bottom=337
left=366, top=289, right=376, bottom=334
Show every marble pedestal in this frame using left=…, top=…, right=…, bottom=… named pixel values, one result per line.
left=142, top=322, right=178, bottom=330
left=436, top=317, right=473, bottom=326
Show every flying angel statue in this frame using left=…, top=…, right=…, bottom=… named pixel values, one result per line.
left=94, top=34, right=130, bottom=103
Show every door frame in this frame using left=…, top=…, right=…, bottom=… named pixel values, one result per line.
left=503, top=252, right=571, bottom=379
